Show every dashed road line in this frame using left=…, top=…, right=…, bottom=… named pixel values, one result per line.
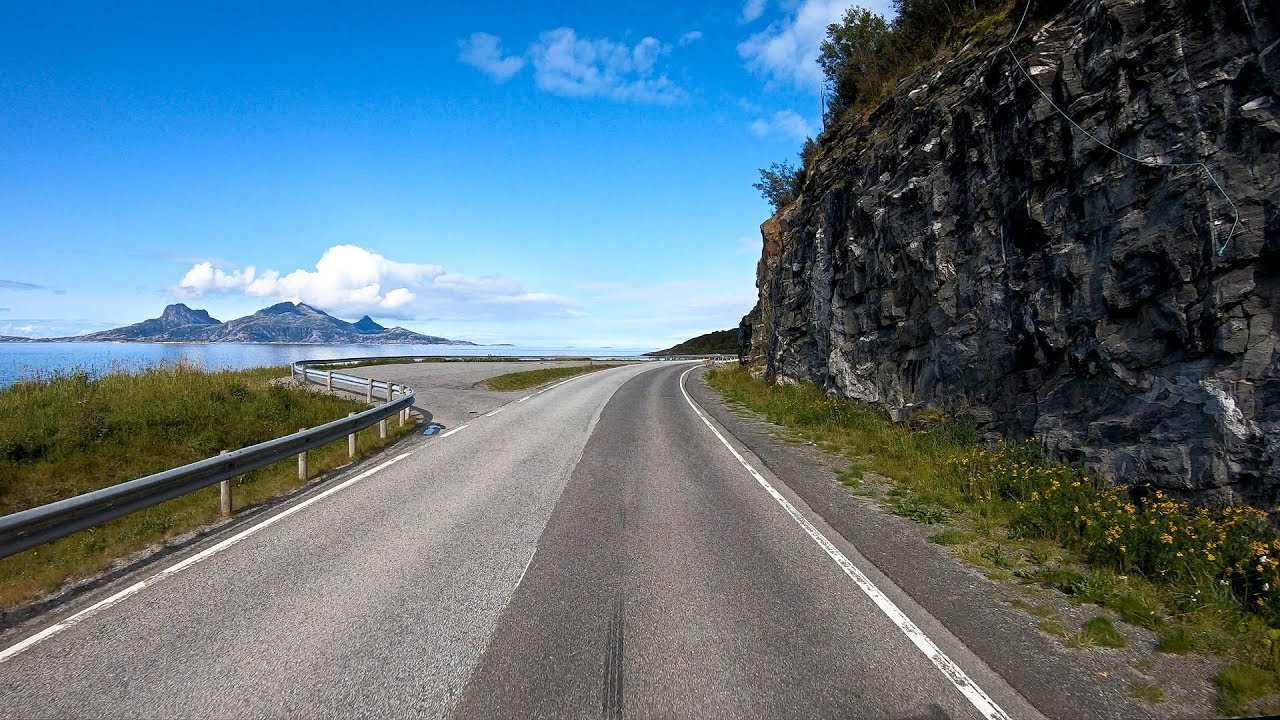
left=440, top=424, right=469, bottom=438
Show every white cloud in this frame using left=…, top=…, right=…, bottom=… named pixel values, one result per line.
left=738, top=0, right=859, bottom=90
left=678, top=30, right=703, bottom=45
left=528, top=28, right=685, bottom=104
left=749, top=108, right=815, bottom=141
left=173, top=245, right=581, bottom=322
left=741, top=0, right=768, bottom=23
left=457, top=32, right=526, bottom=82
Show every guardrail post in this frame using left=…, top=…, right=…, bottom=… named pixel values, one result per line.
left=379, top=417, right=387, bottom=440
left=348, top=412, right=357, bottom=458
left=298, top=429, right=308, bottom=480
left=326, top=371, right=333, bottom=392
left=219, top=450, right=232, bottom=517
left=366, top=377, right=373, bottom=404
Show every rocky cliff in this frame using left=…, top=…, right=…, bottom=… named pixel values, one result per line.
left=741, top=0, right=1279, bottom=504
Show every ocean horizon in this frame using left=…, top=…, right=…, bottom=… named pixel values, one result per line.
left=0, top=342, right=649, bottom=388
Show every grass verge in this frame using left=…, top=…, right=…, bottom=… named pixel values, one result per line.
left=706, top=363, right=1280, bottom=712
left=483, top=363, right=624, bottom=392
left=0, top=363, right=415, bottom=610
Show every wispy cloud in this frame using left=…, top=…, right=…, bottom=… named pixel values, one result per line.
left=678, top=30, right=703, bottom=45
left=749, top=108, right=815, bottom=141
left=741, top=0, right=768, bottom=23
left=738, top=0, right=858, bottom=90
left=460, top=28, right=687, bottom=105
left=0, top=279, right=50, bottom=291
left=457, top=32, right=526, bottom=82
left=173, top=244, right=582, bottom=322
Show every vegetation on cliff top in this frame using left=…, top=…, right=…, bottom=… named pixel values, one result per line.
left=646, top=329, right=738, bottom=357
left=754, top=0, right=1066, bottom=211
left=708, top=364, right=1280, bottom=714
left=0, top=364, right=415, bottom=610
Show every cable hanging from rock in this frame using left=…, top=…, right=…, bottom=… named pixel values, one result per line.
left=1003, top=0, right=1240, bottom=255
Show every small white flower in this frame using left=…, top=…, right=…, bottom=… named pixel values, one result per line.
left=1266, top=583, right=1271, bottom=592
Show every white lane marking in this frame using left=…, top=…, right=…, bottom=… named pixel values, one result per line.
left=517, top=395, right=532, bottom=403
left=0, top=451, right=416, bottom=665
left=484, top=407, right=504, bottom=417
left=440, top=424, right=469, bottom=438
left=678, top=367, right=1011, bottom=720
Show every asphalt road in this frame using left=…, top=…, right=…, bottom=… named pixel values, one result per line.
left=0, top=361, right=1044, bottom=719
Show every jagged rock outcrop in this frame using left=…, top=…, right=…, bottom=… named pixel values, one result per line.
left=742, top=0, right=1279, bottom=503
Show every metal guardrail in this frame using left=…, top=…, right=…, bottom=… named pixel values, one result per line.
left=0, top=365, right=416, bottom=560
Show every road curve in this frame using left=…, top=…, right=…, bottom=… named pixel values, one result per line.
left=0, top=362, right=1043, bottom=719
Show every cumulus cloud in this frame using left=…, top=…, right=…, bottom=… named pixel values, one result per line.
left=741, top=0, right=768, bottom=23
left=528, top=28, right=684, bottom=104
left=173, top=245, right=581, bottom=322
left=738, top=0, right=859, bottom=90
left=457, top=32, right=526, bottom=82
left=749, top=109, right=815, bottom=141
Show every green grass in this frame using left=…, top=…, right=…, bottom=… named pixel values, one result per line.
left=1038, top=620, right=1070, bottom=639
left=0, top=363, right=415, bottom=609
left=1217, top=664, right=1277, bottom=716
left=1128, top=680, right=1166, bottom=703
left=706, top=363, right=1280, bottom=708
left=1071, top=617, right=1127, bottom=649
left=483, top=363, right=623, bottom=392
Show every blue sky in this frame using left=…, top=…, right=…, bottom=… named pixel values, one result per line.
left=1, top=0, right=887, bottom=349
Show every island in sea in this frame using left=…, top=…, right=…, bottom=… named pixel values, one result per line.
left=0, top=302, right=476, bottom=345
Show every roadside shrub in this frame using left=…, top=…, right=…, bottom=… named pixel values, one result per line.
left=952, top=443, right=1280, bottom=621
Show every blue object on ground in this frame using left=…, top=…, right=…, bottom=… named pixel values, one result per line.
left=422, top=423, right=444, bottom=436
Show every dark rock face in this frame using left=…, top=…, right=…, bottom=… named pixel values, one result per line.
left=742, top=0, right=1279, bottom=504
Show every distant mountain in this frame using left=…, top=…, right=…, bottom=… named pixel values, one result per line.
left=55, top=302, right=474, bottom=345
left=0, top=335, right=36, bottom=343
left=645, top=329, right=738, bottom=357
left=79, top=303, right=221, bottom=341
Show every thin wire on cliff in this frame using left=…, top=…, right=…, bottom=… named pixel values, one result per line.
left=1003, top=0, right=1241, bottom=256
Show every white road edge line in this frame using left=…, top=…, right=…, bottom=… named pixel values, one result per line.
left=517, top=395, right=532, bottom=403
left=0, top=450, right=416, bottom=665
left=678, top=366, right=1011, bottom=720
left=440, top=424, right=469, bottom=438
left=484, top=407, right=504, bottom=417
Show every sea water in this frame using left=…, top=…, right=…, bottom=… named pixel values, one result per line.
left=0, top=342, right=646, bottom=388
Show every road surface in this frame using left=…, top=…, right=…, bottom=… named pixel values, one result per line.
left=0, top=362, right=1043, bottom=719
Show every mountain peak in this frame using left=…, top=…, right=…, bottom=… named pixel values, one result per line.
left=352, top=315, right=385, bottom=333
left=158, top=303, right=219, bottom=327
left=259, top=301, right=301, bottom=315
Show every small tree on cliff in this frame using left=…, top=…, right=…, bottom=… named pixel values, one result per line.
left=753, top=161, right=799, bottom=211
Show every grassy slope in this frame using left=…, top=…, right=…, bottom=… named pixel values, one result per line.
left=483, top=363, right=623, bottom=392
left=0, top=364, right=415, bottom=610
left=707, top=364, right=1280, bottom=715
left=646, top=329, right=737, bottom=357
